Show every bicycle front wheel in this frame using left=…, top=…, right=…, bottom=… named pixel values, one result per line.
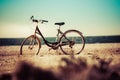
left=20, top=35, right=41, bottom=55
left=60, top=30, right=85, bottom=55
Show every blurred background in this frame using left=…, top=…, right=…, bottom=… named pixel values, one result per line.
left=0, top=0, right=120, bottom=38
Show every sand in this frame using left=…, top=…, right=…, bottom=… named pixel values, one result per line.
left=0, top=43, right=120, bottom=74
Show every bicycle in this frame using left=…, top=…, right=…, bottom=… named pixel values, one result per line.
left=20, top=16, right=85, bottom=55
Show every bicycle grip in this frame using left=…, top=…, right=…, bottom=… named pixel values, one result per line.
left=41, top=20, right=48, bottom=23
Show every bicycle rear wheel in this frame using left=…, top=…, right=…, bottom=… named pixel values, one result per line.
left=60, top=30, right=85, bottom=55
left=20, top=35, right=41, bottom=55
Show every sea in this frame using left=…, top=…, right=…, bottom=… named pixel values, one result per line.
left=0, top=35, right=120, bottom=46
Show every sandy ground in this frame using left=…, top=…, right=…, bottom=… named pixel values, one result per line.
left=0, top=43, right=120, bottom=74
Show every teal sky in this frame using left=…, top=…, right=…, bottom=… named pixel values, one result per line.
left=0, top=0, right=120, bottom=38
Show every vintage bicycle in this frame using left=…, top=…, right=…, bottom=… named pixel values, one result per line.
left=20, top=16, right=85, bottom=55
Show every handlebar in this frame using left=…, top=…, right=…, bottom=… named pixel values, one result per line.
left=30, top=16, right=48, bottom=24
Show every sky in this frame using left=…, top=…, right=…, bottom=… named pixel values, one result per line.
left=0, top=0, right=120, bottom=38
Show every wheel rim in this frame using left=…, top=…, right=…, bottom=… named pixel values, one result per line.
left=60, top=30, right=85, bottom=55
left=20, top=35, right=40, bottom=55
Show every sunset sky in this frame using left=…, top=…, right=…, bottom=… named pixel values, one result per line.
left=0, top=0, right=120, bottom=38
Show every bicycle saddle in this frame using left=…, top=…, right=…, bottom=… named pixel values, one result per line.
left=55, top=22, right=65, bottom=26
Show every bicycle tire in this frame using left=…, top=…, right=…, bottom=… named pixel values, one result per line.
left=59, top=30, right=85, bottom=55
left=20, top=35, right=41, bottom=55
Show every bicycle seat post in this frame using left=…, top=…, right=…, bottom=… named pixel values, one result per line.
left=55, top=22, right=65, bottom=37
left=58, top=25, right=60, bottom=30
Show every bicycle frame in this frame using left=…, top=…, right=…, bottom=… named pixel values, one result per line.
left=34, top=24, right=73, bottom=50
left=34, top=25, right=62, bottom=49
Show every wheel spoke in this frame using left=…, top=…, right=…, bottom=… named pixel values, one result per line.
left=60, top=30, right=85, bottom=55
left=20, top=35, right=41, bottom=55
